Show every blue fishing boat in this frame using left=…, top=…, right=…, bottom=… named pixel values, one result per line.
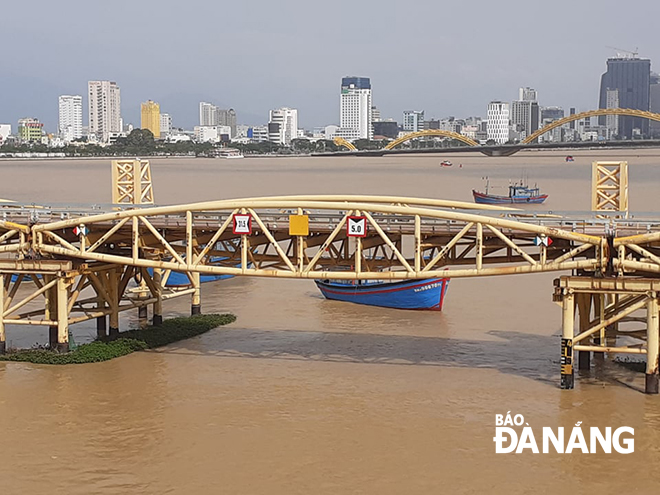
left=163, top=270, right=235, bottom=287
left=315, top=277, right=450, bottom=311
left=472, top=178, right=547, bottom=205
left=148, top=256, right=244, bottom=287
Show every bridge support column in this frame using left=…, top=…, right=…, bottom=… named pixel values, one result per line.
left=108, top=268, right=120, bottom=339
left=45, top=275, right=58, bottom=349
left=56, top=277, right=70, bottom=353
left=577, top=294, right=591, bottom=370
left=646, top=295, right=659, bottom=394
left=96, top=315, right=107, bottom=340
left=561, top=290, right=575, bottom=390
left=137, top=285, right=149, bottom=328
left=191, top=272, right=201, bottom=316
left=152, top=268, right=163, bottom=326
left=0, top=275, right=5, bottom=354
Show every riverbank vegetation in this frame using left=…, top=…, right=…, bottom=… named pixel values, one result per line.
left=0, top=313, right=235, bottom=365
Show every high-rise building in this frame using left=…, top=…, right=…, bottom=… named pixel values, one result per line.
left=199, top=103, right=236, bottom=138
left=541, top=107, right=565, bottom=122
left=58, top=95, right=83, bottom=142
left=486, top=101, right=510, bottom=144
left=268, top=107, right=298, bottom=145
left=199, top=102, right=217, bottom=126
left=519, top=87, right=538, bottom=101
left=0, top=124, right=11, bottom=145
left=371, top=105, right=381, bottom=122
left=403, top=110, right=425, bottom=132
left=141, top=100, right=161, bottom=138
left=88, top=81, right=121, bottom=142
left=598, top=56, right=651, bottom=138
left=217, top=108, right=237, bottom=138
left=160, top=113, right=172, bottom=136
left=605, top=89, right=620, bottom=138
left=510, top=100, right=539, bottom=140
left=18, top=118, right=44, bottom=143
left=650, top=73, right=660, bottom=138
left=338, top=76, right=372, bottom=140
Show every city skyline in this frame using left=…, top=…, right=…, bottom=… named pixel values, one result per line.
left=2, top=0, right=660, bottom=131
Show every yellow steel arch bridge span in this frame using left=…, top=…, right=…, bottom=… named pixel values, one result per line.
left=2, top=191, right=660, bottom=392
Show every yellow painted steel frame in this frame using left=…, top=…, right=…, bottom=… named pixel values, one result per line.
left=384, top=130, right=479, bottom=150
left=332, top=137, right=357, bottom=151
left=591, top=161, right=628, bottom=213
left=523, top=108, right=660, bottom=144
left=111, top=159, right=155, bottom=204
left=29, top=196, right=606, bottom=281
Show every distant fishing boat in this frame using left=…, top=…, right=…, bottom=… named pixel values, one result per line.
left=315, top=277, right=450, bottom=311
left=472, top=178, right=548, bottom=205
left=215, top=149, right=244, bottom=159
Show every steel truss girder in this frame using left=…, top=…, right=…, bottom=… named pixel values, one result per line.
left=28, top=198, right=606, bottom=280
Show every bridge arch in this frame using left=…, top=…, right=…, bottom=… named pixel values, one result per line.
left=333, top=136, right=357, bottom=151
left=522, top=108, right=660, bottom=144
left=384, top=130, right=479, bottom=150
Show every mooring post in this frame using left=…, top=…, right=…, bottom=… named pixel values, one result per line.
left=561, top=290, right=575, bottom=390
left=577, top=293, right=591, bottom=370
left=152, top=267, right=163, bottom=326
left=646, top=294, right=659, bottom=394
left=191, top=271, right=201, bottom=316
left=0, top=274, right=5, bottom=354
left=56, top=277, right=69, bottom=353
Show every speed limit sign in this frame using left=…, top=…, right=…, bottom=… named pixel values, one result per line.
left=232, top=213, right=252, bottom=234
left=347, top=216, right=367, bottom=237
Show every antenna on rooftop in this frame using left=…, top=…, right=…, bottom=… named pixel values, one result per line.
left=606, top=46, right=639, bottom=58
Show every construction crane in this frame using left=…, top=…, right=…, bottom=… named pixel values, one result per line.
left=606, top=46, right=639, bottom=58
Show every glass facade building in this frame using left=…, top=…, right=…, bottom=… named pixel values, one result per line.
left=598, top=57, right=651, bottom=138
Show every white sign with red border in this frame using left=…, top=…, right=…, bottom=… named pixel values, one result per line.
left=347, top=216, right=367, bottom=237
left=233, top=214, right=252, bottom=235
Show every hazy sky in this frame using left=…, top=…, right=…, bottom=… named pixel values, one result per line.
left=2, top=0, right=659, bottom=132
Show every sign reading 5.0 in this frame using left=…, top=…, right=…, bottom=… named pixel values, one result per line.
left=232, top=214, right=252, bottom=235
left=347, top=216, right=367, bottom=237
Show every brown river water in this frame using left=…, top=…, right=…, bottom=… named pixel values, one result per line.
left=1, top=149, right=660, bottom=494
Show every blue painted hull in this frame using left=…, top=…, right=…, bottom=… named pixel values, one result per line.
left=315, top=278, right=450, bottom=311
left=148, top=257, right=243, bottom=287
left=473, top=190, right=548, bottom=204
left=164, top=271, right=234, bottom=287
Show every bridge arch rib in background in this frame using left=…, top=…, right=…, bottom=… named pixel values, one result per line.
left=384, top=130, right=479, bottom=150
left=333, top=137, right=357, bottom=151
left=522, top=108, right=660, bottom=144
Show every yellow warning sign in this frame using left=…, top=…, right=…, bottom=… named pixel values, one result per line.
left=289, top=215, right=309, bottom=236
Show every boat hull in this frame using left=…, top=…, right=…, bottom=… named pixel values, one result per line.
left=163, top=271, right=234, bottom=287
left=315, top=278, right=449, bottom=311
left=472, top=190, right=548, bottom=204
